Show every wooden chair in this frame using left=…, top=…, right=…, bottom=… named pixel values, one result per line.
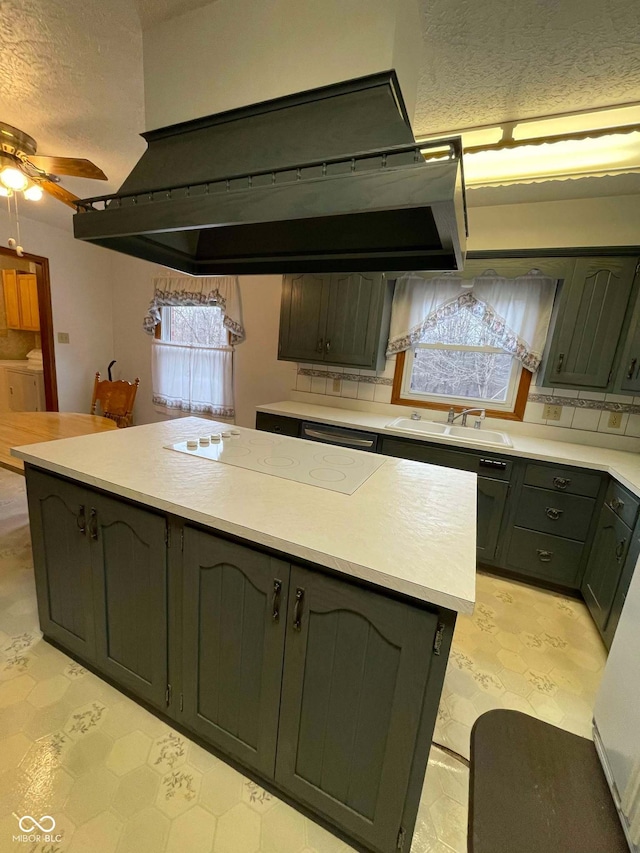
left=90, top=372, right=139, bottom=428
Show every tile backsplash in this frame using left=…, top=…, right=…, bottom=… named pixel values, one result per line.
left=293, top=357, right=640, bottom=439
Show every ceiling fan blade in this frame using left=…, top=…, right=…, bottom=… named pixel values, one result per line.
left=41, top=181, right=80, bottom=209
left=27, top=155, right=107, bottom=181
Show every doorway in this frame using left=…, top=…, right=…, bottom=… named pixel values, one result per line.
left=0, top=246, right=57, bottom=411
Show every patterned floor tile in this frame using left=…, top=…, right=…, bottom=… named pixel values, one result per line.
left=0, top=467, right=608, bottom=853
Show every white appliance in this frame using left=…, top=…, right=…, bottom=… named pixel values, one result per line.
left=594, top=554, right=640, bottom=851
left=166, top=427, right=386, bottom=495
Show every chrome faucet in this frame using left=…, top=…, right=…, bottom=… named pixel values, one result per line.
left=447, top=407, right=486, bottom=428
left=410, top=411, right=422, bottom=421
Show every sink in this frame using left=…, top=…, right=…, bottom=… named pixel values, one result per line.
left=386, top=417, right=513, bottom=448
left=447, top=425, right=513, bottom=447
left=383, top=418, right=449, bottom=435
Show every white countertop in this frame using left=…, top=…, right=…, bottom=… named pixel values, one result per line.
left=11, top=418, right=477, bottom=614
left=257, top=401, right=640, bottom=499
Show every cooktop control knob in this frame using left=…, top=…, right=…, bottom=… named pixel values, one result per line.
left=211, top=434, right=221, bottom=442
left=186, top=439, right=198, bottom=450
left=199, top=436, right=210, bottom=446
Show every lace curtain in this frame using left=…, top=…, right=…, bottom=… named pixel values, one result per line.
left=386, top=271, right=557, bottom=372
left=144, top=275, right=245, bottom=419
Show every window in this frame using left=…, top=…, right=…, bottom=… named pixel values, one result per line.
left=158, top=305, right=228, bottom=348
left=152, top=306, right=235, bottom=418
left=398, top=302, right=523, bottom=412
left=388, top=270, right=558, bottom=420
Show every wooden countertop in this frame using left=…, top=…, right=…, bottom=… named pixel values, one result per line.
left=0, top=412, right=118, bottom=474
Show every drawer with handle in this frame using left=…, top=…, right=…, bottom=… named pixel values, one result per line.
left=506, top=527, right=585, bottom=588
left=523, top=463, right=602, bottom=498
left=603, top=480, right=640, bottom=529
left=514, top=486, right=596, bottom=541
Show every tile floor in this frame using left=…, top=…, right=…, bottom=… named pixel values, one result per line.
left=0, top=467, right=606, bottom=852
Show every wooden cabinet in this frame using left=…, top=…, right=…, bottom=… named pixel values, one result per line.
left=26, top=469, right=96, bottom=661
left=90, top=492, right=168, bottom=709
left=505, top=463, right=603, bottom=590
left=26, top=468, right=168, bottom=709
left=278, top=272, right=392, bottom=371
left=7, top=368, right=45, bottom=412
left=182, top=528, right=289, bottom=777
left=582, top=481, right=640, bottom=647
left=2, top=269, right=39, bottom=331
left=477, top=477, right=509, bottom=561
left=25, top=465, right=453, bottom=853
left=276, top=565, right=441, bottom=853
left=542, top=257, right=637, bottom=390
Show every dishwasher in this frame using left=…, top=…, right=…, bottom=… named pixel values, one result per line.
left=300, top=421, right=378, bottom=452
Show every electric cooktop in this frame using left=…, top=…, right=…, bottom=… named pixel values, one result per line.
left=166, top=428, right=385, bottom=495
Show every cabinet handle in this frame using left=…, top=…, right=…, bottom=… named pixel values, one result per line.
left=293, top=587, right=304, bottom=631
left=272, top=579, right=282, bottom=622
left=76, top=505, right=86, bottom=535
left=628, top=358, right=638, bottom=380
left=556, top=352, right=565, bottom=374
left=317, top=338, right=324, bottom=353
left=537, top=549, right=553, bottom=562
left=546, top=507, right=563, bottom=520
left=608, top=497, right=625, bottom=512
left=553, top=477, right=570, bottom=490
left=89, top=507, right=99, bottom=541
left=325, top=340, right=331, bottom=354
left=616, top=538, right=627, bottom=561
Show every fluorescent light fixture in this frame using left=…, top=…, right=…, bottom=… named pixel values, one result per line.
left=417, top=104, right=640, bottom=187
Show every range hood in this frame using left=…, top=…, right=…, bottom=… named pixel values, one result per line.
left=74, top=72, right=467, bottom=274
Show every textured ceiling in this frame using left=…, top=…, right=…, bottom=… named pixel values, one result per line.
left=1, top=0, right=638, bottom=230
left=414, top=0, right=640, bottom=136
left=0, top=0, right=146, bottom=229
left=134, top=0, right=218, bottom=28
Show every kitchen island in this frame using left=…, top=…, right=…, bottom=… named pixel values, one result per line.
left=13, top=417, right=476, bottom=853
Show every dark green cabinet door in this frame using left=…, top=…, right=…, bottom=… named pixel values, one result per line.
left=276, top=566, right=438, bottom=853
left=90, top=494, right=168, bottom=709
left=278, top=273, right=330, bottom=362
left=324, top=273, right=384, bottom=368
left=544, top=258, right=636, bottom=388
left=581, top=504, right=630, bottom=633
left=477, top=477, right=509, bottom=561
left=25, top=468, right=95, bottom=661
left=182, top=528, right=289, bottom=778
left=618, top=268, right=640, bottom=392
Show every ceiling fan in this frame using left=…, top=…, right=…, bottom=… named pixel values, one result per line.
left=0, top=122, right=107, bottom=209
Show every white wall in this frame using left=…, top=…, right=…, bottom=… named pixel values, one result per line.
left=2, top=215, right=116, bottom=413
left=468, top=193, right=640, bottom=250
left=234, top=277, right=296, bottom=427
left=143, top=0, right=420, bottom=128
left=109, top=257, right=295, bottom=429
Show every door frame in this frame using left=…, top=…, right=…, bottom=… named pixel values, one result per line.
left=0, top=246, right=58, bottom=410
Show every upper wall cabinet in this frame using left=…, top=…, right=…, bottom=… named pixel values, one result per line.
left=278, top=273, right=393, bottom=371
left=541, top=257, right=638, bottom=391
left=2, top=269, right=40, bottom=331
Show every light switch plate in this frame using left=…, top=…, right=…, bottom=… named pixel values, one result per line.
left=332, top=378, right=341, bottom=392
left=57, top=332, right=70, bottom=344
left=543, top=404, right=562, bottom=421
left=608, top=411, right=622, bottom=429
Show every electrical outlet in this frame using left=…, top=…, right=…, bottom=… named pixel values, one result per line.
left=332, top=378, right=341, bottom=392
left=543, top=404, right=562, bottom=421
left=608, top=411, right=622, bottom=429
left=57, top=332, right=70, bottom=344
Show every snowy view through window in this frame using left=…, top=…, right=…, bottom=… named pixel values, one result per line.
left=167, top=306, right=228, bottom=348
left=409, top=304, right=514, bottom=402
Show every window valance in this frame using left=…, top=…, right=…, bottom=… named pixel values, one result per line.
left=143, top=274, right=245, bottom=344
left=386, top=271, right=557, bottom=372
